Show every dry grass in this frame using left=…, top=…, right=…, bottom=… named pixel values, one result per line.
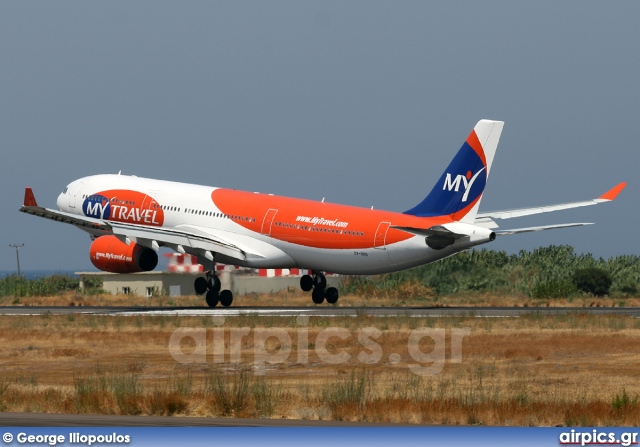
left=0, top=292, right=204, bottom=308
left=1, top=311, right=640, bottom=424
left=3, top=287, right=640, bottom=308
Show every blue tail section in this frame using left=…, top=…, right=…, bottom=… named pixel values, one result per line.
left=404, top=120, right=503, bottom=221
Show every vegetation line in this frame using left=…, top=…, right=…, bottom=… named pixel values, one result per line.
left=2, top=245, right=639, bottom=300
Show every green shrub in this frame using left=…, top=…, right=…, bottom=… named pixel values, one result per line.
left=573, top=268, right=612, bottom=296
left=341, top=245, right=640, bottom=299
left=531, top=279, right=577, bottom=299
left=612, top=388, right=638, bottom=411
left=0, top=274, right=104, bottom=297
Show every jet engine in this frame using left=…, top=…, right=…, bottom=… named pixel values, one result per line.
left=89, top=235, right=158, bottom=273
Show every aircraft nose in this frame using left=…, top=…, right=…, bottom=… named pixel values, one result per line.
left=56, top=190, right=65, bottom=210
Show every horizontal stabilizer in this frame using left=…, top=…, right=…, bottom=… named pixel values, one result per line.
left=495, top=222, right=593, bottom=236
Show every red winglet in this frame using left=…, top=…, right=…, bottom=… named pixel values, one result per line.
left=599, top=182, right=627, bottom=201
left=23, top=188, right=38, bottom=207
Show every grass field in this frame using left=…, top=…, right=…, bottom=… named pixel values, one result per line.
left=1, top=303, right=640, bottom=425
left=2, top=288, right=640, bottom=308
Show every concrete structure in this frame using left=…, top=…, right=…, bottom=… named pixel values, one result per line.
left=77, top=271, right=204, bottom=297
left=76, top=270, right=341, bottom=297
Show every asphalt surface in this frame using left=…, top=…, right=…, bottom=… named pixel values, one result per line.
left=0, top=412, right=393, bottom=427
left=0, top=305, right=639, bottom=317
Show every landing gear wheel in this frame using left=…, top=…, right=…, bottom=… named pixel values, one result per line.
left=313, top=274, right=327, bottom=290
left=325, top=287, right=339, bottom=304
left=300, top=275, right=314, bottom=292
left=219, top=290, right=233, bottom=307
left=206, top=289, right=219, bottom=307
left=312, top=287, right=325, bottom=304
left=194, top=277, right=208, bottom=295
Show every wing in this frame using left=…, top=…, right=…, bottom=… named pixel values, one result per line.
left=20, top=188, right=259, bottom=262
left=474, top=182, right=626, bottom=229
left=20, top=188, right=109, bottom=231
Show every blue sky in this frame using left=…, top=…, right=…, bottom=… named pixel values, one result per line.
left=1, top=1, right=638, bottom=271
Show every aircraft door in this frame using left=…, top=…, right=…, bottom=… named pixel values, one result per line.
left=374, top=221, right=391, bottom=249
left=141, top=191, right=159, bottom=211
left=261, top=209, right=278, bottom=236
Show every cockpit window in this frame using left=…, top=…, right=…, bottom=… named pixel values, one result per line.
left=62, top=187, right=68, bottom=194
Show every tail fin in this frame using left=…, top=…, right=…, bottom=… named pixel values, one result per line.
left=404, top=119, right=504, bottom=223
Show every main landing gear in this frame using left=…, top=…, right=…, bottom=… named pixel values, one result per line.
left=300, top=272, right=339, bottom=304
left=194, top=271, right=233, bottom=307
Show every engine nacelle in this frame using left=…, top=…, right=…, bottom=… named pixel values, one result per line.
left=90, top=235, right=158, bottom=273
left=425, top=223, right=497, bottom=250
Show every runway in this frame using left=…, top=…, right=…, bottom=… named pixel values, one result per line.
left=0, top=412, right=391, bottom=427
left=1, top=305, right=639, bottom=318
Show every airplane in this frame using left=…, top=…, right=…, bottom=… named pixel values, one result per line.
left=20, top=119, right=625, bottom=307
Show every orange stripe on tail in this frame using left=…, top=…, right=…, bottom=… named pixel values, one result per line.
left=466, top=130, right=486, bottom=168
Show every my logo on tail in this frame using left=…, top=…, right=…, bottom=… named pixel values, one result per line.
left=443, top=167, right=486, bottom=202
left=404, top=120, right=503, bottom=219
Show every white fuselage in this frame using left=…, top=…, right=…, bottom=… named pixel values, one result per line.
left=56, top=174, right=495, bottom=274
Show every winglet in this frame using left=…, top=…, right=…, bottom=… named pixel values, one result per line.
left=23, top=188, right=38, bottom=207
left=599, top=182, right=626, bottom=201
